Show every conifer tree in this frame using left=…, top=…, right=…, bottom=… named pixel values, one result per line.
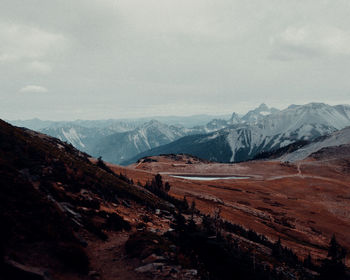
left=319, top=234, right=347, bottom=280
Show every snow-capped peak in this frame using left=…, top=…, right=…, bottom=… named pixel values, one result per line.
left=229, top=112, right=241, bottom=124
left=241, top=103, right=279, bottom=124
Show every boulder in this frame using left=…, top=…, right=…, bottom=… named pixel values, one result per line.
left=3, top=258, right=50, bottom=280
left=135, top=262, right=164, bottom=273
left=142, top=254, right=166, bottom=264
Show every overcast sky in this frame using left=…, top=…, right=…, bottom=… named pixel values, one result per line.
left=1, top=0, right=350, bottom=120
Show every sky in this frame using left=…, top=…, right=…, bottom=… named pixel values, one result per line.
left=1, top=0, right=350, bottom=120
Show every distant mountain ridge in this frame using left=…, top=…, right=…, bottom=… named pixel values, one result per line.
left=40, top=122, right=138, bottom=153
left=9, top=113, right=238, bottom=164
left=123, top=103, right=350, bottom=165
left=9, top=115, right=232, bottom=164
left=90, top=120, right=191, bottom=163
left=9, top=102, right=350, bottom=165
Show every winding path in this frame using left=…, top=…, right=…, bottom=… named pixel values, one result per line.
left=266, top=161, right=350, bottom=187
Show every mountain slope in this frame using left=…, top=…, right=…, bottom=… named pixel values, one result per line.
left=279, top=126, right=350, bottom=162
left=38, top=120, right=190, bottom=164
left=40, top=121, right=138, bottom=152
left=40, top=125, right=107, bottom=152
left=122, top=132, right=234, bottom=165
left=92, top=120, right=191, bottom=164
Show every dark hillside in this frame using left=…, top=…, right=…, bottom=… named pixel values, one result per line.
left=0, top=120, right=168, bottom=279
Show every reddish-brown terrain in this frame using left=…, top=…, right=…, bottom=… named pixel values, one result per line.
left=109, top=153, right=350, bottom=264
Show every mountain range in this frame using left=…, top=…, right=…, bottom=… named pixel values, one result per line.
left=123, top=103, right=350, bottom=165
left=9, top=102, right=350, bottom=165
left=9, top=114, right=230, bottom=164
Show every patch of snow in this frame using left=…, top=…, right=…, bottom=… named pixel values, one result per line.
left=279, top=139, right=293, bottom=147
left=202, top=132, right=219, bottom=141
left=61, top=128, right=85, bottom=148
left=226, top=130, right=241, bottom=162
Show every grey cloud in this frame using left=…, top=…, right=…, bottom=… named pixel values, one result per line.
left=19, top=85, right=48, bottom=94
left=26, top=61, right=52, bottom=74
left=0, top=22, right=67, bottom=61
left=1, top=0, right=350, bottom=120
left=270, top=25, right=350, bottom=60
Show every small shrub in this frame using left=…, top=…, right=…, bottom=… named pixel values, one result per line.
left=125, top=232, right=170, bottom=259
left=105, top=213, right=131, bottom=231
left=83, top=219, right=108, bottom=240
left=140, top=215, right=151, bottom=223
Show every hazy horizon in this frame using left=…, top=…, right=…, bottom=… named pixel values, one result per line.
left=2, top=1, right=350, bottom=120
left=6, top=101, right=350, bottom=122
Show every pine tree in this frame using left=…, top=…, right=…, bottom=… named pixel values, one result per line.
left=154, top=174, right=163, bottom=189
left=328, top=234, right=346, bottom=262
left=164, top=181, right=171, bottom=192
left=213, top=208, right=222, bottom=238
left=182, top=196, right=189, bottom=210
left=272, top=237, right=282, bottom=258
left=319, top=234, right=347, bottom=280
left=304, top=253, right=314, bottom=269
left=190, top=200, right=196, bottom=219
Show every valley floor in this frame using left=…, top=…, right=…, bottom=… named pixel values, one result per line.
left=109, top=155, right=350, bottom=265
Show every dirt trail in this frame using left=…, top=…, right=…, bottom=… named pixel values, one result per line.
left=87, top=232, right=150, bottom=280
left=266, top=161, right=350, bottom=187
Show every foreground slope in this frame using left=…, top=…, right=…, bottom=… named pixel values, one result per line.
left=0, top=119, right=172, bottom=279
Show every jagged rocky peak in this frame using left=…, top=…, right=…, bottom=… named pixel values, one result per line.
left=142, top=119, right=162, bottom=127
left=201, top=119, right=229, bottom=133
left=287, top=102, right=330, bottom=112
left=257, top=103, right=269, bottom=111
left=242, top=103, right=279, bottom=123
left=140, top=119, right=183, bottom=130
left=229, top=112, right=241, bottom=124
left=287, top=104, right=299, bottom=109
left=304, top=102, right=328, bottom=108
left=207, top=118, right=227, bottom=126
